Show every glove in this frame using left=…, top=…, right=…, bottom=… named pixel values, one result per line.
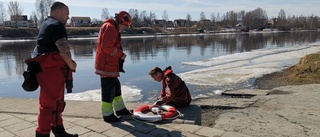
left=66, top=80, right=73, bottom=93
left=119, top=59, right=125, bottom=73
left=154, top=98, right=163, bottom=106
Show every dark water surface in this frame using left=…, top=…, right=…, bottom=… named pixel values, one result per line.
left=1, top=31, right=320, bottom=102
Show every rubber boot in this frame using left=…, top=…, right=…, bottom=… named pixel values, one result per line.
left=116, top=108, right=133, bottom=115
left=35, top=132, right=50, bottom=137
left=103, top=113, right=123, bottom=122
left=52, top=125, right=78, bottom=137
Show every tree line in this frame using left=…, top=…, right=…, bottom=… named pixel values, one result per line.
left=0, top=0, right=319, bottom=31
left=0, top=0, right=53, bottom=27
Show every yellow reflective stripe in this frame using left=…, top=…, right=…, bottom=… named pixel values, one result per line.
left=101, top=101, right=113, bottom=116
left=112, top=96, right=125, bottom=111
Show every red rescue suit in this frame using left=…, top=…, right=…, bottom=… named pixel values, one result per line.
left=159, top=69, right=192, bottom=108
left=25, top=52, right=73, bottom=135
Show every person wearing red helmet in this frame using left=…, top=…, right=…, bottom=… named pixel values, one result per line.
left=117, top=11, right=133, bottom=27
left=95, top=11, right=133, bottom=122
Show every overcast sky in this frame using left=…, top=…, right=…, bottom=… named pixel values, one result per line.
left=2, top=0, right=320, bottom=21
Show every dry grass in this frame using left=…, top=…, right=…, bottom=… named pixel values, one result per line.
left=286, top=53, right=320, bottom=82
left=255, top=53, right=320, bottom=89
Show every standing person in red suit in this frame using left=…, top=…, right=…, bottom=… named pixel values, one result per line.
left=34, top=1, right=78, bottom=137
left=95, top=11, right=133, bottom=122
left=148, top=66, right=192, bottom=108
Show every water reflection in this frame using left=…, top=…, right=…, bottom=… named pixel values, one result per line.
left=0, top=41, right=36, bottom=77
left=0, top=31, right=320, bottom=100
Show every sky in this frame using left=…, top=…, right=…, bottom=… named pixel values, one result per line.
left=1, top=0, right=320, bottom=21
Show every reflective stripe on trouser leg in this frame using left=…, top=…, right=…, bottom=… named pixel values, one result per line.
left=112, top=96, right=126, bottom=111
left=101, top=101, right=113, bottom=116
left=100, top=77, right=116, bottom=116
left=112, top=78, right=125, bottom=111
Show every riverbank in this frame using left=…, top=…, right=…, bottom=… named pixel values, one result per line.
left=198, top=53, right=320, bottom=136
left=197, top=84, right=320, bottom=137
left=3, top=26, right=312, bottom=38
left=0, top=27, right=159, bottom=38
left=254, top=52, right=320, bottom=89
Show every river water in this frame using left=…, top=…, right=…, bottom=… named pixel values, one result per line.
left=1, top=31, right=320, bottom=103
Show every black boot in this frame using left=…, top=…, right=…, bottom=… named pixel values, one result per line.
left=52, top=125, right=78, bottom=137
left=103, top=113, right=123, bottom=122
left=35, top=132, right=49, bottom=137
left=116, top=108, right=133, bottom=115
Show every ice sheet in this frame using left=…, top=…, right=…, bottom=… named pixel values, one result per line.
left=179, top=44, right=320, bottom=86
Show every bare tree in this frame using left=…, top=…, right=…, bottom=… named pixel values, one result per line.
left=225, top=10, right=237, bottom=27
left=186, top=13, right=192, bottom=21
left=139, top=10, right=148, bottom=26
left=0, top=2, right=7, bottom=25
left=150, top=12, right=156, bottom=20
left=8, top=1, right=23, bottom=27
left=101, top=8, right=109, bottom=20
left=200, top=12, right=206, bottom=20
left=210, top=12, right=215, bottom=22
left=148, top=11, right=156, bottom=26
left=162, top=10, right=168, bottom=21
left=278, top=9, right=286, bottom=20
left=186, top=13, right=192, bottom=27
left=30, top=11, right=38, bottom=28
left=140, top=10, right=147, bottom=22
left=237, top=10, right=245, bottom=21
left=129, top=9, right=139, bottom=27
left=35, top=0, right=53, bottom=24
left=216, top=13, right=220, bottom=22
left=243, top=8, right=268, bottom=29
left=140, top=11, right=156, bottom=27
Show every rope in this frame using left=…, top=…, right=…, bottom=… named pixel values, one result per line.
left=164, top=109, right=183, bottom=120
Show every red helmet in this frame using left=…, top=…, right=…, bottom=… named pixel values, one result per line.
left=117, top=11, right=132, bottom=26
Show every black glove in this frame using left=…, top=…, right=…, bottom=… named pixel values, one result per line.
left=66, top=80, right=73, bottom=93
left=154, top=98, right=163, bottom=106
left=119, top=59, right=125, bottom=73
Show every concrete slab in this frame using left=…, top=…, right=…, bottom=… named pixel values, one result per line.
left=223, top=89, right=270, bottom=96
left=192, top=97, right=257, bottom=109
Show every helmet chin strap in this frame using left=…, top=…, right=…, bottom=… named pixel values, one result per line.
left=115, top=13, right=120, bottom=23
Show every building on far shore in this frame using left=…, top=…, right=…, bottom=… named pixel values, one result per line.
left=70, top=17, right=91, bottom=27
left=3, top=15, right=32, bottom=28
